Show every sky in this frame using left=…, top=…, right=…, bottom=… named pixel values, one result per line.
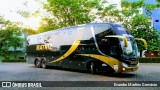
left=0, top=0, right=42, bottom=29
left=0, top=0, right=39, bottom=20
left=0, top=0, right=120, bottom=30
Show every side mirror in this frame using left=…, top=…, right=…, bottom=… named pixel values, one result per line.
left=134, top=38, right=147, bottom=49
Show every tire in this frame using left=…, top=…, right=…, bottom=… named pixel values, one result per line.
left=89, top=62, right=97, bottom=74
left=35, top=59, right=41, bottom=68
left=41, top=59, right=48, bottom=69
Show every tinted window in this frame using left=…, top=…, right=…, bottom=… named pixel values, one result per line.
left=112, top=24, right=128, bottom=35
left=93, top=25, right=114, bottom=38
left=93, top=25, right=122, bottom=58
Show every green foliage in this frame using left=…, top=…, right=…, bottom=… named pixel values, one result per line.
left=37, top=18, right=60, bottom=33
left=0, top=16, right=24, bottom=60
left=156, top=0, right=160, bottom=3
left=122, top=1, right=160, bottom=56
left=122, top=1, right=160, bottom=52
left=96, top=4, right=120, bottom=22
left=2, top=59, right=26, bottom=62
left=38, top=0, right=100, bottom=32
left=97, top=0, right=145, bottom=23
left=139, top=58, right=160, bottom=63
left=17, top=10, right=31, bottom=19
left=23, top=28, right=37, bottom=35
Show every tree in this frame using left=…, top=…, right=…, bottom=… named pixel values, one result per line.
left=121, top=0, right=160, bottom=56
left=156, top=0, right=160, bottom=3
left=0, top=16, right=24, bottom=60
left=129, top=14, right=160, bottom=56
left=37, top=0, right=101, bottom=32
left=35, top=0, right=160, bottom=57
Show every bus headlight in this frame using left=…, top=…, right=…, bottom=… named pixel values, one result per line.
left=122, top=62, right=128, bottom=67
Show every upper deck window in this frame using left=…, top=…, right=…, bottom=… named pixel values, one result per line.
left=93, top=25, right=114, bottom=38
left=113, top=25, right=128, bottom=35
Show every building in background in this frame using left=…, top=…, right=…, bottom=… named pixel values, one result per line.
left=142, top=0, right=160, bottom=32
left=0, top=33, right=26, bottom=61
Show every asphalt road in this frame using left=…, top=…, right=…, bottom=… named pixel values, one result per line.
left=0, top=63, right=160, bottom=90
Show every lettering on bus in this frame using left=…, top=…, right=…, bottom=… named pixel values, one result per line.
left=36, top=44, right=52, bottom=51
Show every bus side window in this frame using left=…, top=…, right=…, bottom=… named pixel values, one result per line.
left=110, top=46, right=117, bottom=56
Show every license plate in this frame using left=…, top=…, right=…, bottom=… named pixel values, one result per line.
left=130, top=61, right=137, bottom=64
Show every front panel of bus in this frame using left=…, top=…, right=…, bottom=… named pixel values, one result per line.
left=92, top=23, right=139, bottom=72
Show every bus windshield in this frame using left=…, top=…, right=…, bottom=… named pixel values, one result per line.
left=120, top=40, right=139, bottom=58
left=93, top=24, right=139, bottom=60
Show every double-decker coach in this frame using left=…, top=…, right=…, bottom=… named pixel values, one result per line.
left=26, top=22, right=147, bottom=73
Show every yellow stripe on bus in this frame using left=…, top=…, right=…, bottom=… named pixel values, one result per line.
left=50, top=40, right=81, bottom=63
left=77, top=54, right=122, bottom=73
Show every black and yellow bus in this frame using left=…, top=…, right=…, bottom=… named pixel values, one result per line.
left=26, top=22, right=147, bottom=73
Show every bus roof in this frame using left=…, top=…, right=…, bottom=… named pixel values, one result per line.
left=28, top=22, right=123, bottom=37
left=56, top=22, right=123, bottom=30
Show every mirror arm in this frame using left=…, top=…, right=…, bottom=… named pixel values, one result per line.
left=105, top=35, right=128, bottom=47
left=135, top=38, right=147, bottom=49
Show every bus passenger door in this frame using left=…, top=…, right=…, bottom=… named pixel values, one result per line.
left=68, top=51, right=84, bottom=69
left=109, top=38, right=121, bottom=60
left=61, top=50, right=70, bottom=68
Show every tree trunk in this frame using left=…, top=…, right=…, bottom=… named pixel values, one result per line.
left=140, top=49, right=143, bottom=57
left=14, top=47, right=17, bottom=59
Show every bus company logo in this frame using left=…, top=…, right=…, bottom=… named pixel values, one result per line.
left=2, top=82, right=11, bottom=87
left=36, top=44, right=52, bottom=51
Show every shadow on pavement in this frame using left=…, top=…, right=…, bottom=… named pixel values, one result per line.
left=97, top=72, right=136, bottom=78
left=30, top=65, right=137, bottom=78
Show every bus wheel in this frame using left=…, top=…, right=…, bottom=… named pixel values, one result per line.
left=41, top=59, right=48, bottom=69
left=89, top=63, right=97, bottom=74
left=35, top=59, right=41, bottom=68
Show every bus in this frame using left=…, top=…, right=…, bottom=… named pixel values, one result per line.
left=26, top=22, right=147, bottom=73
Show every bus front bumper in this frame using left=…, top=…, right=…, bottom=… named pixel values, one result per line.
left=110, top=60, right=139, bottom=73
left=121, top=62, right=139, bottom=72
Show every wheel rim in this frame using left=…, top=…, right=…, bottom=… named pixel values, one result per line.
left=36, top=60, right=40, bottom=67
left=42, top=60, right=46, bottom=68
left=90, top=63, right=94, bottom=73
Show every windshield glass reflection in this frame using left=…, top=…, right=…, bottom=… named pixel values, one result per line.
left=120, top=40, right=138, bottom=58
